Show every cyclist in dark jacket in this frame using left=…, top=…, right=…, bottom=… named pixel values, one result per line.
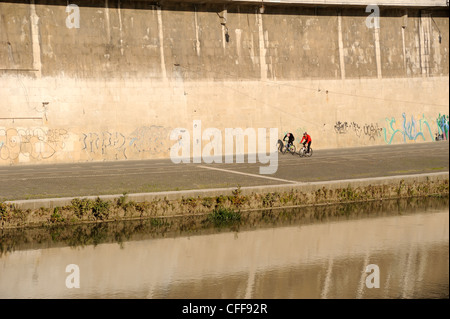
left=283, top=133, right=295, bottom=149
left=300, top=132, right=312, bottom=154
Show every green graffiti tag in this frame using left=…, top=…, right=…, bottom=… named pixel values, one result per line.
left=436, top=114, right=449, bottom=141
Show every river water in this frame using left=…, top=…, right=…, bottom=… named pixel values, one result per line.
left=0, top=197, right=448, bottom=299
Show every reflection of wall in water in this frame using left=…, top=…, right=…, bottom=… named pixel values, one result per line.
left=149, top=242, right=448, bottom=299
left=0, top=210, right=447, bottom=298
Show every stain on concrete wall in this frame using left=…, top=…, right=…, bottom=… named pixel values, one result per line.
left=2, top=2, right=447, bottom=79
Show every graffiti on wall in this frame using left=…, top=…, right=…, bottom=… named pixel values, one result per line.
left=334, top=113, right=445, bottom=145
left=334, top=121, right=349, bottom=134
left=363, top=123, right=382, bottom=140
left=0, top=127, right=69, bottom=162
left=82, top=131, right=126, bottom=159
left=383, top=113, right=433, bottom=145
left=0, top=125, right=172, bottom=164
left=436, top=114, right=449, bottom=141
left=334, top=121, right=382, bottom=140
left=128, top=126, right=172, bottom=155
left=81, top=125, right=172, bottom=160
left=81, top=131, right=127, bottom=159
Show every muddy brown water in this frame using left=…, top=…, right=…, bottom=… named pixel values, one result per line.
left=0, top=196, right=448, bottom=299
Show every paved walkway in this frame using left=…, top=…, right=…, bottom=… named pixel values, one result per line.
left=0, top=142, right=448, bottom=201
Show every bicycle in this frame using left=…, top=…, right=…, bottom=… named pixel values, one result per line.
left=281, top=141, right=297, bottom=155
left=298, top=144, right=313, bottom=157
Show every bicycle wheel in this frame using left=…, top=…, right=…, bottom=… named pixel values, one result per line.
left=290, top=145, right=296, bottom=155
left=277, top=140, right=283, bottom=152
left=281, top=145, right=287, bottom=154
left=307, top=148, right=313, bottom=157
left=298, top=148, right=304, bottom=157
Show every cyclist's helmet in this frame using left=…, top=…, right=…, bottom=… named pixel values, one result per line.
left=303, top=132, right=307, bottom=136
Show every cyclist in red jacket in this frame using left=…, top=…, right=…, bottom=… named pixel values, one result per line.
left=300, top=132, right=312, bottom=154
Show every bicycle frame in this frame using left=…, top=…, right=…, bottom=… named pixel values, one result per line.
left=299, top=145, right=312, bottom=157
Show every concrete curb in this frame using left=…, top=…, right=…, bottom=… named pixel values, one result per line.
left=5, top=172, right=449, bottom=210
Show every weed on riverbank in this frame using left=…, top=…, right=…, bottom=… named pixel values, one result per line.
left=1, top=178, right=448, bottom=229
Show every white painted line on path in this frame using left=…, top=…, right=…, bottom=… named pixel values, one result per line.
left=197, top=165, right=300, bottom=184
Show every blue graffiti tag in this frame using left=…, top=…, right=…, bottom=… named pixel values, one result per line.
left=383, top=113, right=433, bottom=145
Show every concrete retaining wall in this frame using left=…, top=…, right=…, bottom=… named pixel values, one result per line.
left=0, top=1, right=448, bottom=165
